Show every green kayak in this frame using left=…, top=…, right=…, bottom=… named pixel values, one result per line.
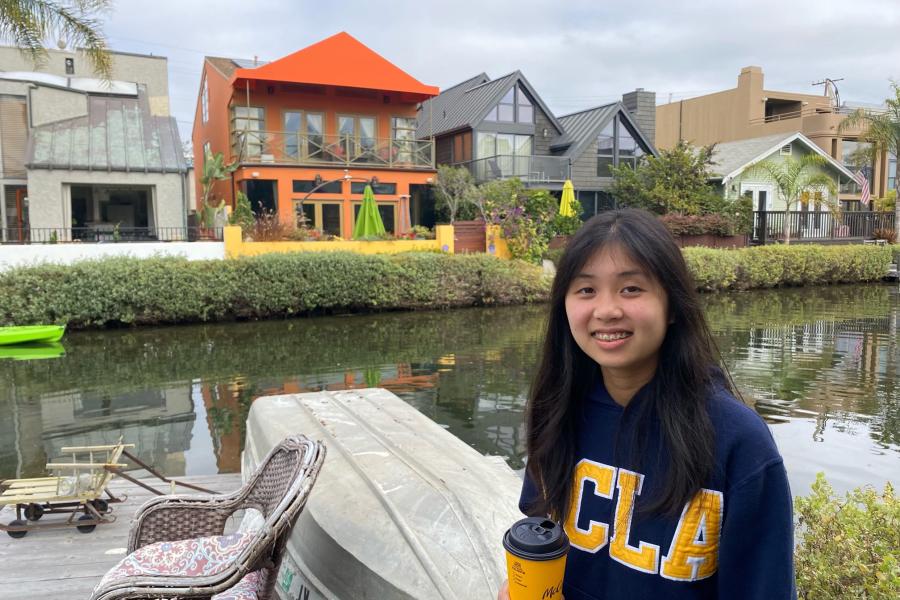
left=0, top=342, right=65, bottom=360
left=0, top=325, right=66, bottom=346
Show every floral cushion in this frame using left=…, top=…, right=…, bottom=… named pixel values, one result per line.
left=96, top=532, right=254, bottom=590
left=212, top=569, right=265, bottom=600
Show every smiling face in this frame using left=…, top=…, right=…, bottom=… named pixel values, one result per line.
left=564, top=244, right=669, bottom=388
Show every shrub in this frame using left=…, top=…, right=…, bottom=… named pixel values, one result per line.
left=0, top=253, right=549, bottom=328
left=873, top=228, right=897, bottom=244
left=795, top=473, right=899, bottom=599
left=660, top=213, right=736, bottom=237
left=682, top=244, right=891, bottom=291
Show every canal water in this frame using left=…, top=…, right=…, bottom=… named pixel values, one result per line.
left=1, top=284, right=897, bottom=498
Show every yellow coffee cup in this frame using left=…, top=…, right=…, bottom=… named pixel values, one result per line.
left=503, top=517, right=569, bottom=600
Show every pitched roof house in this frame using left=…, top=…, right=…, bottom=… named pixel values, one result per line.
left=418, top=73, right=657, bottom=217
left=193, top=32, right=439, bottom=237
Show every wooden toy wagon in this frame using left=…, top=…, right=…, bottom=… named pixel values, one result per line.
left=0, top=439, right=132, bottom=538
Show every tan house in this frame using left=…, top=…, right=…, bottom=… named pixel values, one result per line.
left=656, top=66, right=895, bottom=210
left=0, top=46, right=189, bottom=243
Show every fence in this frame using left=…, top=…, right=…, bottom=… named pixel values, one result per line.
left=751, top=211, right=894, bottom=244
left=1, top=227, right=223, bottom=244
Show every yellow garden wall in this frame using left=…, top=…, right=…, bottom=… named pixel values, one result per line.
left=224, top=225, right=456, bottom=259
left=485, top=225, right=511, bottom=260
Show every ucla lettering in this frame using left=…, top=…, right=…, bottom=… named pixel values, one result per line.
left=564, top=461, right=722, bottom=580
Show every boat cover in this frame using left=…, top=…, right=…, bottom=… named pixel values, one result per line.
left=243, top=388, right=523, bottom=599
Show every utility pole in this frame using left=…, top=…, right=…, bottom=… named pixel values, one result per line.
left=812, top=77, right=844, bottom=109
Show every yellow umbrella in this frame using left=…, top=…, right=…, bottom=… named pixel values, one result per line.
left=559, top=180, right=578, bottom=217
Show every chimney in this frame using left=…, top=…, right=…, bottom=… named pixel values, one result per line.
left=622, top=88, right=656, bottom=146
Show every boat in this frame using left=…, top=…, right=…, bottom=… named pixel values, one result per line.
left=243, top=388, right=524, bottom=600
left=0, top=342, right=65, bottom=361
left=0, top=325, right=66, bottom=346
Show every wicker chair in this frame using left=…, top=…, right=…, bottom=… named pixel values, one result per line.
left=90, top=435, right=325, bottom=600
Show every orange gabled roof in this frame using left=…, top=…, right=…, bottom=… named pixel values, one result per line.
left=231, top=32, right=439, bottom=101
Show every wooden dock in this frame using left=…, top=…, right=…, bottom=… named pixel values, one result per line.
left=0, top=473, right=243, bottom=600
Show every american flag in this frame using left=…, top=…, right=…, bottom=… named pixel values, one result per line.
left=853, top=169, right=870, bottom=206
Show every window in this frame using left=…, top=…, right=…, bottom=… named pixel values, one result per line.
left=840, top=139, right=872, bottom=193
left=283, top=111, right=324, bottom=159
left=351, top=181, right=397, bottom=195
left=597, top=115, right=649, bottom=177
left=475, top=132, right=533, bottom=179
left=298, top=202, right=342, bottom=235
left=293, top=180, right=342, bottom=194
left=484, top=85, right=535, bottom=123
left=392, top=117, right=416, bottom=163
left=517, top=87, right=533, bottom=123
left=201, top=76, right=209, bottom=123
left=65, top=57, right=75, bottom=75
left=596, top=121, right=615, bottom=177
left=339, top=115, right=376, bottom=158
left=231, top=106, right=265, bottom=158
left=202, top=142, right=211, bottom=162
left=888, top=154, right=896, bottom=192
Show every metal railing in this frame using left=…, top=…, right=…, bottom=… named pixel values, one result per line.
left=749, top=104, right=885, bottom=125
left=232, top=131, right=435, bottom=169
left=1, top=227, right=224, bottom=244
left=455, top=155, right=570, bottom=184
left=751, top=211, right=894, bottom=244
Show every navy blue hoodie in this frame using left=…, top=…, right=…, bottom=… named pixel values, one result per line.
left=519, top=380, right=795, bottom=600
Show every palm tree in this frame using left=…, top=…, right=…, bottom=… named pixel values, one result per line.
left=745, top=153, right=838, bottom=244
left=839, top=82, right=900, bottom=231
left=0, top=0, right=112, bottom=78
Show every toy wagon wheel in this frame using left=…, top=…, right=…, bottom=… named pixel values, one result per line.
left=24, top=503, right=44, bottom=521
left=92, top=499, right=109, bottom=514
left=76, top=514, right=96, bottom=534
left=6, top=520, right=27, bottom=539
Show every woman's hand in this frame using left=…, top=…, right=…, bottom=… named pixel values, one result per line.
left=497, top=579, right=510, bottom=600
left=498, top=579, right=564, bottom=600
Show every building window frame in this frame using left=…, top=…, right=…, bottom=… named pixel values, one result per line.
left=201, top=75, right=209, bottom=124
left=596, top=115, right=647, bottom=177
left=297, top=200, right=342, bottom=235
left=283, top=109, right=325, bottom=160
left=483, top=84, right=535, bottom=124
left=230, top=105, right=265, bottom=159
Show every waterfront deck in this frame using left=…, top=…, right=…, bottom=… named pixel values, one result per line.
left=0, top=473, right=243, bottom=600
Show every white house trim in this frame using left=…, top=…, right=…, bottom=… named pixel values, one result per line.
left=722, top=132, right=857, bottom=185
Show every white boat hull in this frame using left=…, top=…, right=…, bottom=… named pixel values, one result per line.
left=242, top=388, right=523, bottom=599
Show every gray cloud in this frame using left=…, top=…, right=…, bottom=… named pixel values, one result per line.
left=100, top=0, right=900, bottom=140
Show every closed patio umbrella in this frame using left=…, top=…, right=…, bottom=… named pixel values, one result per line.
left=559, top=180, right=578, bottom=217
left=353, top=184, right=386, bottom=239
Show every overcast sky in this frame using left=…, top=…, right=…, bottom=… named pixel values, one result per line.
left=99, top=0, right=900, bottom=141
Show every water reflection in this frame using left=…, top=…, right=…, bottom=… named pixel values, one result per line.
left=0, top=284, right=897, bottom=496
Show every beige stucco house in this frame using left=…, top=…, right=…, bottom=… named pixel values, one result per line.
left=0, top=46, right=189, bottom=242
left=657, top=66, right=895, bottom=211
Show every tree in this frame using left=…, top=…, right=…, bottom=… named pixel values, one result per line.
left=433, top=164, right=478, bottom=223
left=0, top=1, right=113, bottom=78
left=839, top=82, right=900, bottom=231
left=610, top=140, right=723, bottom=215
left=744, top=154, right=838, bottom=245
left=200, top=149, right=237, bottom=226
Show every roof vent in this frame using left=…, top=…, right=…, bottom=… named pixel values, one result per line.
left=780, top=144, right=792, bottom=155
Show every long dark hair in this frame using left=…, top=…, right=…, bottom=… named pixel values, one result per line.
left=526, top=208, right=727, bottom=520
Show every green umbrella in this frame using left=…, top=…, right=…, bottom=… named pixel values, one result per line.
left=353, top=184, right=386, bottom=239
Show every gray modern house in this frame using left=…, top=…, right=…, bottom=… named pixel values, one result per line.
left=417, top=72, right=657, bottom=217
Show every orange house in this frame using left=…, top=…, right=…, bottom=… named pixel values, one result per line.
left=192, top=32, right=439, bottom=238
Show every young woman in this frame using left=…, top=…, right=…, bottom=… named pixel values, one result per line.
left=500, top=209, right=795, bottom=600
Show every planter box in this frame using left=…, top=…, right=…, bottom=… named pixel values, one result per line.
left=548, top=235, right=570, bottom=250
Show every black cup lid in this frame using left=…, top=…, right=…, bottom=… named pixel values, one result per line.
left=503, top=517, right=569, bottom=560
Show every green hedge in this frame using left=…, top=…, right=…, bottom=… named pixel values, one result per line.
left=683, top=244, right=892, bottom=291
left=0, top=252, right=549, bottom=328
